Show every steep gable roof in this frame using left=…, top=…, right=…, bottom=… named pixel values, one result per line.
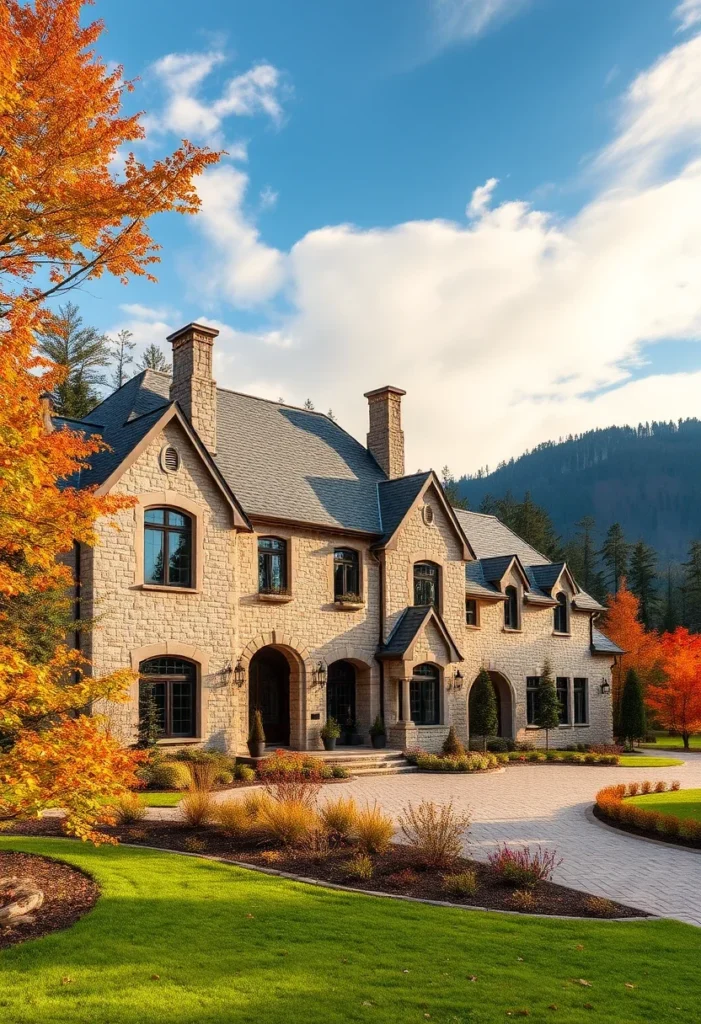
left=377, top=605, right=463, bottom=662
left=454, top=508, right=550, bottom=565
left=376, top=471, right=474, bottom=558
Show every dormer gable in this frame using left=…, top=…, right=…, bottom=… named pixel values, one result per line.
left=376, top=470, right=474, bottom=560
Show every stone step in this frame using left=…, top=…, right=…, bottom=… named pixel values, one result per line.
left=346, top=763, right=418, bottom=776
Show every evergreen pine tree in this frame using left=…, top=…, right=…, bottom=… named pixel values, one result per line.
left=618, top=668, right=646, bottom=750
left=137, top=343, right=171, bottom=373
left=108, top=328, right=136, bottom=388
left=534, top=658, right=560, bottom=750
left=304, top=398, right=315, bottom=410
left=441, top=465, right=469, bottom=509
left=599, top=523, right=630, bottom=595
left=661, top=564, right=680, bottom=633
left=628, top=540, right=659, bottom=628
left=682, top=541, right=701, bottom=632
left=468, top=668, right=498, bottom=751
left=35, top=302, right=110, bottom=418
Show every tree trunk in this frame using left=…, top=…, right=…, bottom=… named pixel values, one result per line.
left=683, top=732, right=690, bottom=749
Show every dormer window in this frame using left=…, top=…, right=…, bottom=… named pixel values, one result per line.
left=258, top=537, right=288, bottom=594
left=414, top=561, right=439, bottom=608
left=554, top=592, right=569, bottom=634
left=144, top=508, right=192, bottom=588
left=504, top=585, right=520, bottom=630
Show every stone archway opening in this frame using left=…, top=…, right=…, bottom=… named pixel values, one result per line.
left=249, top=646, right=292, bottom=746
left=468, top=670, right=514, bottom=742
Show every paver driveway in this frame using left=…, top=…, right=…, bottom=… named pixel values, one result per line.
left=327, top=750, right=701, bottom=926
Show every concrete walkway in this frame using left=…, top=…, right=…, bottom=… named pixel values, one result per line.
left=151, top=750, right=701, bottom=926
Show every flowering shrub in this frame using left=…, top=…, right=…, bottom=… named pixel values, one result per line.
left=415, top=752, right=498, bottom=772
left=487, top=845, right=562, bottom=887
left=257, top=750, right=325, bottom=805
left=595, top=782, right=701, bottom=846
left=402, top=747, right=427, bottom=764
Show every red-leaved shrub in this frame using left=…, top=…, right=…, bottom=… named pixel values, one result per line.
left=487, top=844, right=561, bottom=887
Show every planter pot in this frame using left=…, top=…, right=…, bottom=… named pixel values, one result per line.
left=248, top=740, right=265, bottom=758
left=322, top=736, right=337, bottom=751
left=371, top=733, right=387, bottom=749
left=351, top=733, right=363, bottom=746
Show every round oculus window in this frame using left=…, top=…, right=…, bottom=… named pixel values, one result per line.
left=160, top=445, right=181, bottom=474
left=422, top=503, right=435, bottom=526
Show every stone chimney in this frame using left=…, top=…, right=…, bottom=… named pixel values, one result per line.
left=364, top=385, right=406, bottom=479
left=167, top=322, right=219, bottom=454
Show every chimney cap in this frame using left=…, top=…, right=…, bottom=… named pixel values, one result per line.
left=166, top=322, right=220, bottom=345
left=363, top=385, right=406, bottom=399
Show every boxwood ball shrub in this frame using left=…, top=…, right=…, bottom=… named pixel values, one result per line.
left=148, top=760, right=192, bottom=791
left=415, top=752, right=498, bottom=772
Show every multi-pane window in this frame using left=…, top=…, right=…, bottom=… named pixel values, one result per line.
left=573, top=678, right=588, bottom=725
left=139, top=657, right=196, bottom=738
left=504, top=586, right=519, bottom=629
left=465, top=598, right=478, bottom=626
left=334, top=548, right=360, bottom=599
left=526, top=675, right=540, bottom=726
left=556, top=676, right=569, bottom=725
left=144, top=508, right=192, bottom=587
left=554, top=593, right=569, bottom=633
left=414, top=562, right=439, bottom=607
left=410, top=664, right=440, bottom=725
left=258, top=537, right=288, bottom=594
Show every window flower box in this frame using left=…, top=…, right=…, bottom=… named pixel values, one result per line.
left=334, top=592, right=364, bottom=611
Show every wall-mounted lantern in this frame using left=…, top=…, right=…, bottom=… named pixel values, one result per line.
left=600, top=678, right=611, bottom=695
left=313, top=661, right=327, bottom=687
left=233, top=659, right=246, bottom=687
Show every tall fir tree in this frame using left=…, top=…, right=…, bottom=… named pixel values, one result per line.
left=534, top=658, right=560, bottom=750
left=564, top=516, right=606, bottom=601
left=35, top=302, right=110, bottom=418
left=108, top=328, right=135, bottom=389
left=137, top=343, right=171, bottom=373
left=628, top=540, right=659, bottom=629
left=468, top=669, right=498, bottom=751
left=618, top=668, right=646, bottom=750
left=682, top=541, right=701, bottom=632
left=661, top=564, right=680, bottom=633
left=479, top=491, right=561, bottom=560
left=599, top=522, right=630, bottom=596
left=442, top=465, right=469, bottom=509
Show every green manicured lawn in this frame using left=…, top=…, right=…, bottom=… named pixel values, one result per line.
left=138, top=791, right=182, bottom=807
left=618, top=756, right=684, bottom=768
left=0, top=838, right=699, bottom=1023
left=627, top=788, right=701, bottom=822
left=640, top=735, right=701, bottom=751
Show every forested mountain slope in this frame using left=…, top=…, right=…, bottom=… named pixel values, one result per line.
left=458, top=419, right=701, bottom=560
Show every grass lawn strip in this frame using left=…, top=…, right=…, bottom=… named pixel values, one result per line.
left=138, top=791, right=183, bottom=807
left=640, top=735, right=701, bottom=751
left=627, top=788, right=701, bottom=822
left=1, top=838, right=699, bottom=1024
left=618, top=756, right=684, bottom=768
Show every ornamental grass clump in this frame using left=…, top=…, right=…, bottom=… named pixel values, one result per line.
left=320, top=796, right=359, bottom=839
left=180, top=790, right=217, bottom=827
left=510, top=889, right=537, bottom=911
left=488, top=844, right=562, bottom=888
left=257, top=799, right=320, bottom=848
left=345, top=854, right=374, bottom=880
left=188, top=760, right=219, bottom=793
left=112, top=793, right=147, bottom=826
left=442, top=869, right=478, bottom=898
left=397, top=799, right=471, bottom=868
left=353, top=803, right=394, bottom=855
left=214, top=798, right=255, bottom=839
left=258, top=750, right=324, bottom=805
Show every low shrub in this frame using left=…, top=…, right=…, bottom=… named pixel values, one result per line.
left=258, top=799, right=319, bottom=847
left=112, top=794, right=147, bottom=826
left=353, top=803, right=394, bottom=855
left=589, top=743, right=624, bottom=755
left=658, top=814, right=681, bottom=837
left=486, top=738, right=511, bottom=753
left=654, top=781, right=667, bottom=793
left=442, top=726, right=466, bottom=757
left=545, top=750, right=559, bottom=762
left=595, top=782, right=701, bottom=847
left=488, top=844, right=562, bottom=887
left=641, top=780, right=652, bottom=794
left=387, top=868, right=420, bottom=888
left=515, top=741, right=535, bottom=752
left=331, top=765, right=349, bottom=779
left=345, top=854, right=374, bottom=880
left=148, top=760, right=192, bottom=791
left=180, top=790, right=217, bottom=827
left=680, top=819, right=701, bottom=841
left=397, top=799, right=471, bottom=868
left=320, top=796, right=359, bottom=839
left=234, top=764, right=256, bottom=783
left=257, top=750, right=324, bottom=804
left=510, top=889, right=537, bottom=911
left=442, top=869, right=478, bottom=898
left=415, top=752, right=497, bottom=773
left=584, top=895, right=617, bottom=915
left=671, top=779, right=681, bottom=791
left=183, top=836, right=207, bottom=853
left=402, top=746, right=427, bottom=765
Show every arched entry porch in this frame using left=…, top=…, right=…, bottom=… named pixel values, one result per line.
left=468, top=670, right=515, bottom=741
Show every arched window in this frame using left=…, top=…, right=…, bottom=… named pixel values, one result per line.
left=139, top=657, right=197, bottom=739
left=414, top=561, right=439, bottom=608
left=144, top=508, right=192, bottom=588
left=554, top=592, right=569, bottom=634
left=258, top=537, right=288, bottom=594
left=410, top=663, right=440, bottom=725
left=334, top=548, right=360, bottom=599
left=504, top=585, right=519, bottom=630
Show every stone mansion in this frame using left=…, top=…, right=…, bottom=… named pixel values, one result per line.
left=58, top=322, right=620, bottom=754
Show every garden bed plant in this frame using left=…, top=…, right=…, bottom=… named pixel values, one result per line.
left=594, top=780, right=701, bottom=848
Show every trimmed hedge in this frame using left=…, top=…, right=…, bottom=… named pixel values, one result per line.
left=595, top=781, right=701, bottom=846
left=506, top=750, right=619, bottom=765
left=404, top=750, right=499, bottom=773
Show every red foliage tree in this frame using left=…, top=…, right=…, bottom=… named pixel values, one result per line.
left=647, top=629, right=701, bottom=749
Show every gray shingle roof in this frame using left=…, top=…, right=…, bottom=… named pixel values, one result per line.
left=592, top=627, right=624, bottom=655
left=465, top=561, right=505, bottom=599
left=454, top=509, right=550, bottom=565
left=478, top=555, right=518, bottom=585
left=573, top=592, right=607, bottom=612
left=530, top=562, right=566, bottom=593
left=378, top=605, right=463, bottom=660
left=377, top=472, right=431, bottom=545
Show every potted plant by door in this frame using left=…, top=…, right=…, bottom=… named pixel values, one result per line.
left=320, top=716, right=341, bottom=751
left=369, top=715, right=387, bottom=749
left=247, top=709, right=266, bottom=758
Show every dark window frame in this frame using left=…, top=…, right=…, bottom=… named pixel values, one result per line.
left=334, top=548, right=360, bottom=600
left=414, top=561, right=440, bottom=609
left=465, top=597, right=479, bottom=627
left=144, top=507, right=193, bottom=588
left=504, top=586, right=520, bottom=630
left=139, top=657, right=197, bottom=739
left=573, top=677, right=588, bottom=725
left=410, top=663, right=440, bottom=726
left=554, top=592, right=569, bottom=634
left=258, top=536, right=288, bottom=594
left=526, top=675, right=540, bottom=726
left=556, top=676, right=570, bottom=726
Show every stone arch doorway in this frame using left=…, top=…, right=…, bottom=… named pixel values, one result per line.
left=249, top=647, right=291, bottom=745
left=327, top=660, right=356, bottom=731
left=469, top=670, right=514, bottom=741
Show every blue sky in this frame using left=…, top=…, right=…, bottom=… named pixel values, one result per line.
left=77, top=0, right=701, bottom=474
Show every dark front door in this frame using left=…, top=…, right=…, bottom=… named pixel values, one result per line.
left=327, top=660, right=356, bottom=731
left=249, top=647, right=290, bottom=745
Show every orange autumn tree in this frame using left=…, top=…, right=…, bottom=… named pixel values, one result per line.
left=647, top=629, right=701, bottom=749
left=0, top=0, right=221, bottom=840
left=600, top=580, right=660, bottom=732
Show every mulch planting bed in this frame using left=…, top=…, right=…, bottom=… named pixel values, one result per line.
left=592, top=804, right=701, bottom=851
left=6, top=817, right=645, bottom=919
left=0, top=850, right=99, bottom=950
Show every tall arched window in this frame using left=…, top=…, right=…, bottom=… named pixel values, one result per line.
left=139, top=657, right=197, bottom=739
left=554, top=592, right=569, bottom=633
left=334, top=548, right=360, bottom=599
left=414, top=561, right=439, bottom=608
left=504, top=586, right=519, bottom=630
left=410, top=663, right=440, bottom=725
left=258, top=537, right=288, bottom=594
left=144, top=508, right=192, bottom=587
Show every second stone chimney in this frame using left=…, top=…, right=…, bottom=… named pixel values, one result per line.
left=167, top=322, right=219, bottom=454
left=364, top=385, right=406, bottom=479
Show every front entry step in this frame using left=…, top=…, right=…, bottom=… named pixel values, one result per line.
left=315, top=749, right=416, bottom=776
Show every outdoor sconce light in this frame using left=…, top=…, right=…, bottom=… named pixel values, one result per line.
left=313, top=661, right=327, bottom=687
left=600, top=679, right=611, bottom=695
left=447, top=670, right=464, bottom=691
left=233, top=659, right=246, bottom=687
